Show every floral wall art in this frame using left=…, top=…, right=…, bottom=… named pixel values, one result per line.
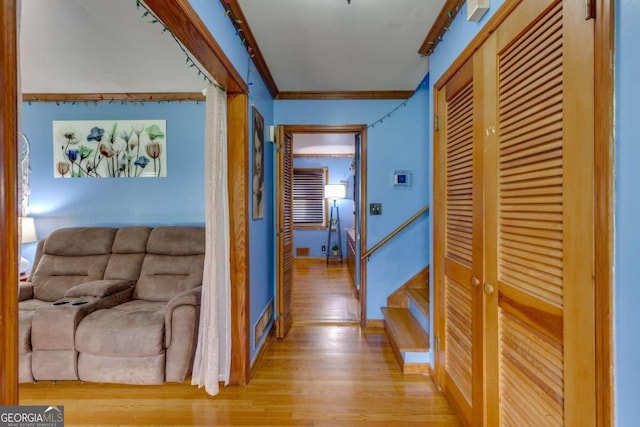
left=52, top=120, right=167, bottom=178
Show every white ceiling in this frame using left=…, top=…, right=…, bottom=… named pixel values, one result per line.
left=293, top=133, right=355, bottom=155
left=20, top=0, right=207, bottom=93
left=238, top=0, right=444, bottom=92
left=19, top=0, right=444, bottom=94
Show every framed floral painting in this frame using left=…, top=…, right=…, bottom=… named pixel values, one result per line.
left=52, top=120, right=167, bottom=178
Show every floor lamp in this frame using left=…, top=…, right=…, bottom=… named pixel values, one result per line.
left=325, top=183, right=346, bottom=264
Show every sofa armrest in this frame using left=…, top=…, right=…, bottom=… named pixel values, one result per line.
left=65, top=279, right=133, bottom=298
left=165, top=286, right=202, bottom=347
left=19, top=281, right=34, bottom=301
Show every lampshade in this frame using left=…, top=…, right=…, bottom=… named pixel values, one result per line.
left=324, top=184, right=346, bottom=200
left=20, top=217, right=37, bottom=244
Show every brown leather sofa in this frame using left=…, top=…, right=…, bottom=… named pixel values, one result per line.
left=18, top=226, right=204, bottom=385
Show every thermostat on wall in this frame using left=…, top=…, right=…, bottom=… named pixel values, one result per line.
left=394, top=170, right=412, bottom=186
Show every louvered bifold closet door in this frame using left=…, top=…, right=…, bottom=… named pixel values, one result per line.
left=489, top=0, right=595, bottom=425
left=276, top=130, right=294, bottom=338
left=436, top=58, right=481, bottom=427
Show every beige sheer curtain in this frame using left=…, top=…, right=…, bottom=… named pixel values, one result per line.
left=191, top=83, right=231, bottom=395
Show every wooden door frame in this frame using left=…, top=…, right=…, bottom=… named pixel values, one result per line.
left=0, top=0, right=253, bottom=398
left=431, top=0, right=615, bottom=425
left=594, top=1, right=615, bottom=426
left=0, top=0, right=19, bottom=405
left=277, top=124, right=368, bottom=327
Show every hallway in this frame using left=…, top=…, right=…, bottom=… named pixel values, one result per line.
left=292, top=258, right=360, bottom=324
left=20, top=324, right=459, bottom=426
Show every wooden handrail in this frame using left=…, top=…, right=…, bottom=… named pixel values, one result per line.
left=361, top=205, right=430, bottom=260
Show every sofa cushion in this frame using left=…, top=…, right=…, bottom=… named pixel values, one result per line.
left=31, top=254, right=111, bottom=302
left=65, top=279, right=132, bottom=298
left=42, top=227, right=117, bottom=256
left=19, top=299, right=56, bottom=311
left=30, top=227, right=118, bottom=302
left=111, top=227, right=152, bottom=254
left=133, top=254, right=204, bottom=302
left=101, top=227, right=152, bottom=282
left=19, top=311, right=35, bottom=353
left=146, top=227, right=205, bottom=256
left=76, top=301, right=167, bottom=357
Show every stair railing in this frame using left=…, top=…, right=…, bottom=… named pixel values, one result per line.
left=361, top=205, right=430, bottom=260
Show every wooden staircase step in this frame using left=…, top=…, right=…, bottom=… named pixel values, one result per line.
left=381, top=307, right=429, bottom=353
left=407, top=288, right=429, bottom=320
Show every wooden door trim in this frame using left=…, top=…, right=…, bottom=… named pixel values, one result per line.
left=3, top=0, right=256, bottom=394
left=0, top=0, right=19, bottom=406
left=359, top=128, right=368, bottom=327
left=278, top=124, right=368, bottom=327
left=433, top=0, right=613, bottom=425
left=433, top=87, right=446, bottom=392
left=434, top=0, right=522, bottom=91
left=594, top=0, right=615, bottom=425
left=227, top=93, right=250, bottom=385
left=147, top=0, right=254, bottom=385
left=144, top=0, right=248, bottom=94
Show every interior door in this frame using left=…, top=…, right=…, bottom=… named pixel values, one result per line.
left=485, top=0, right=595, bottom=425
left=275, top=127, right=293, bottom=338
left=434, top=58, right=482, bottom=427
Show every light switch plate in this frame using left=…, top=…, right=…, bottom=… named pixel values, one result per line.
left=370, top=203, right=382, bottom=215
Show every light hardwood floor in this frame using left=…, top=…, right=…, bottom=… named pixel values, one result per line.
left=19, top=260, right=459, bottom=426
left=292, top=258, right=360, bottom=324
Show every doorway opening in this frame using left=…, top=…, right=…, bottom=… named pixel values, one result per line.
left=276, top=125, right=368, bottom=338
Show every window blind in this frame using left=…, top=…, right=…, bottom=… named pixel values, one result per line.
left=293, top=168, right=326, bottom=227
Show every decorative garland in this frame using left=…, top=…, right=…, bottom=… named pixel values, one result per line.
left=26, top=100, right=203, bottom=107
left=136, top=0, right=224, bottom=91
left=27, top=0, right=423, bottom=125
left=421, top=0, right=466, bottom=57
left=366, top=79, right=428, bottom=130
left=220, top=0, right=256, bottom=60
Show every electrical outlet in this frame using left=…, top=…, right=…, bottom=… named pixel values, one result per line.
left=321, top=245, right=326, bottom=252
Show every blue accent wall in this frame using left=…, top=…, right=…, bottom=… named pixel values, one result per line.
left=189, top=0, right=275, bottom=359
left=21, top=101, right=206, bottom=262
left=615, top=0, right=640, bottom=424
left=275, top=83, right=430, bottom=319
left=293, top=156, right=354, bottom=258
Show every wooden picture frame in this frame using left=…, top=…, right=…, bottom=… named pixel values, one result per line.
left=252, top=106, right=265, bottom=219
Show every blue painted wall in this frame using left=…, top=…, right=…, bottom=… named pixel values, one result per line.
left=615, top=0, right=640, bottom=424
left=275, top=83, right=430, bottom=319
left=293, top=156, right=354, bottom=258
left=189, top=0, right=275, bottom=360
left=22, top=0, right=277, bottom=362
left=21, top=101, right=206, bottom=263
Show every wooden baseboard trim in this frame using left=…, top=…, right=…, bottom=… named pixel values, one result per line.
left=403, top=363, right=430, bottom=375
left=366, top=319, right=384, bottom=329
left=293, top=257, right=327, bottom=262
left=249, top=326, right=273, bottom=380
